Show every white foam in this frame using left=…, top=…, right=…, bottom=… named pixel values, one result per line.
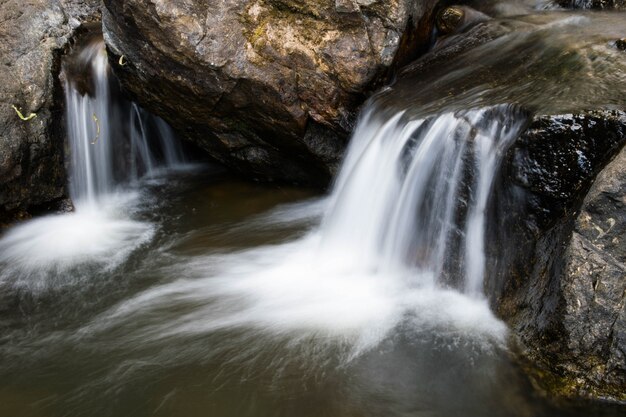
left=87, top=233, right=507, bottom=361
left=0, top=193, right=153, bottom=274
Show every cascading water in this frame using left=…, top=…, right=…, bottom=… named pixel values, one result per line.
left=65, top=39, right=186, bottom=207
left=0, top=38, right=187, bottom=279
left=1, top=6, right=624, bottom=417
left=321, top=104, right=527, bottom=296
left=83, top=104, right=522, bottom=357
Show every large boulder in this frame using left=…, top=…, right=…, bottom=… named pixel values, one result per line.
left=488, top=112, right=626, bottom=401
left=557, top=147, right=626, bottom=398
left=0, top=0, right=100, bottom=223
left=102, top=0, right=440, bottom=185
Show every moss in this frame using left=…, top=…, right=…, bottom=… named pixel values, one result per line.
left=241, top=0, right=340, bottom=75
left=249, top=18, right=270, bottom=45
left=519, top=352, right=626, bottom=402
left=265, top=0, right=330, bottom=20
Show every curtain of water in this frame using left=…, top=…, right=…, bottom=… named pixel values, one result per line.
left=321, top=105, right=528, bottom=296
left=63, top=40, right=186, bottom=208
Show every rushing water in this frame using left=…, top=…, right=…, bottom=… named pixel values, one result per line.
left=321, top=105, right=527, bottom=295
left=0, top=5, right=625, bottom=417
left=0, top=39, right=190, bottom=286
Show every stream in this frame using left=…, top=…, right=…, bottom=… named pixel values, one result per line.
left=0, top=3, right=625, bottom=417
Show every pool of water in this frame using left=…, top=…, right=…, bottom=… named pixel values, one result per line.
left=0, top=167, right=622, bottom=417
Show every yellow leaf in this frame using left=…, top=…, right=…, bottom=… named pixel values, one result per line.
left=11, top=105, right=37, bottom=121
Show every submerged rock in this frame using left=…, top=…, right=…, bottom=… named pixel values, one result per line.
left=0, top=0, right=100, bottom=222
left=101, top=0, right=440, bottom=185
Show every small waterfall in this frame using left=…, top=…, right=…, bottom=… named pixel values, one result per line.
left=0, top=38, right=189, bottom=276
left=63, top=39, right=186, bottom=208
left=321, top=104, right=528, bottom=296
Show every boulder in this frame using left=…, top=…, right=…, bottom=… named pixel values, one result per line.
left=102, top=0, right=440, bottom=186
left=488, top=111, right=626, bottom=401
left=0, top=0, right=100, bottom=223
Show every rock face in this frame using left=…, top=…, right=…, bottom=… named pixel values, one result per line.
left=558, top=150, right=626, bottom=398
left=0, top=0, right=99, bottom=222
left=488, top=112, right=626, bottom=401
left=102, top=0, right=439, bottom=185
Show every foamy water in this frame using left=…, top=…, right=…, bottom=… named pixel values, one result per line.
left=0, top=193, right=153, bottom=289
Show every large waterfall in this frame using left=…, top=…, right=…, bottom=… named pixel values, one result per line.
left=79, top=102, right=523, bottom=363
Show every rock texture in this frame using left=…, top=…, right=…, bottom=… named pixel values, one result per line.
left=558, top=152, right=626, bottom=398
left=102, top=0, right=439, bottom=186
left=558, top=0, right=626, bottom=9
left=488, top=111, right=626, bottom=401
left=0, top=0, right=99, bottom=222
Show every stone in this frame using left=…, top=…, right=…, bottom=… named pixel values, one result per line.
left=436, top=7, right=465, bottom=35
left=488, top=111, right=626, bottom=401
left=557, top=0, right=626, bottom=9
left=101, top=0, right=439, bottom=186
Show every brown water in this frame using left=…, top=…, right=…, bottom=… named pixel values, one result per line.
left=0, top=167, right=622, bottom=417
left=0, top=2, right=625, bottom=417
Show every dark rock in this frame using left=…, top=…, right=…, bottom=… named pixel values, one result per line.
left=557, top=0, right=626, bottom=9
left=435, top=6, right=490, bottom=36
left=436, top=6, right=465, bottom=35
left=101, top=0, right=440, bottom=186
left=487, top=111, right=626, bottom=401
left=0, top=0, right=100, bottom=222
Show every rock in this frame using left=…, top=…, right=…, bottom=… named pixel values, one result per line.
left=558, top=156, right=626, bottom=398
left=0, top=0, right=100, bottom=222
left=487, top=111, right=626, bottom=401
left=435, top=6, right=490, bottom=36
left=557, top=0, right=626, bottom=9
left=101, top=0, right=439, bottom=186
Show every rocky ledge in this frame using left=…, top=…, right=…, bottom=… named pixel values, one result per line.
left=389, top=4, right=626, bottom=401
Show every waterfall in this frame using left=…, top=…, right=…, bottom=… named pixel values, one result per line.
left=0, top=38, right=188, bottom=277
left=63, top=39, right=186, bottom=208
left=321, top=104, right=528, bottom=296
left=94, top=102, right=527, bottom=356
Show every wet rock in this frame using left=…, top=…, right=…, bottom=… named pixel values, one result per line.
left=435, top=6, right=490, bottom=36
left=488, top=111, right=626, bottom=401
left=0, top=0, right=100, bottom=221
left=557, top=0, right=626, bottom=9
left=101, top=0, right=440, bottom=186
